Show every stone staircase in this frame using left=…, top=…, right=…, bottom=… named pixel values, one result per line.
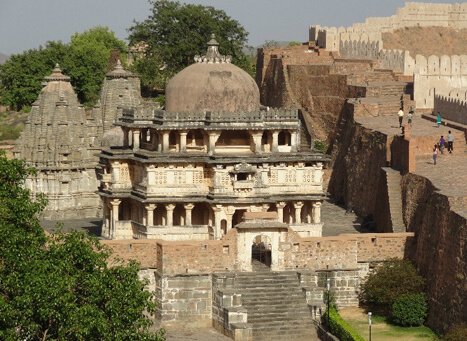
left=214, top=271, right=317, bottom=341
left=382, top=167, right=405, bottom=232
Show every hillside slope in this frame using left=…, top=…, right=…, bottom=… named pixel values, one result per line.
left=382, top=27, right=467, bottom=56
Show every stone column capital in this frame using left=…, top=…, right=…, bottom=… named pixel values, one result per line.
left=184, top=203, right=195, bottom=210
left=276, top=201, right=287, bottom=209
left=294, top=201, right=304, bottom=209
left=312, top=201, right=322, bottom=208
left=111, top=199, right=121, bottom=206
left=145, top=203, right=157, bottom=211
left=165, top=203, right=176, bottom=211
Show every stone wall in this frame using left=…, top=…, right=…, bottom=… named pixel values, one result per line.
left=157, top=229, right=238, bottom=275
left=154, top=272, right=212, bottom=326
left=434, top=92, right=467, bottom=125
left=311, top=2, right=467, bottom=52
left=401, top=173, right=467, bottom=333
left=328, top=102, right=389, bottom=218
left=102, top=239, right=159, bottom=268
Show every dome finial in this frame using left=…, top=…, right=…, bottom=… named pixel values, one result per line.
left=194, top=33, right=231, bottom=64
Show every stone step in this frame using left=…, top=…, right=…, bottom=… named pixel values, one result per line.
left=243, top=302, right=308, bottom=309
left=247, top=311, right=310, bottom=321
left=240, top=291, right=305, bottom=298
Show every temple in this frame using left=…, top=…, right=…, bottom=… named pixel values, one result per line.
left=99, top=35, right=328, bottom=242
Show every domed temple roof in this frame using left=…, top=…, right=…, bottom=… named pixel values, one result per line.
left=165, top=35, right=260, bottom=114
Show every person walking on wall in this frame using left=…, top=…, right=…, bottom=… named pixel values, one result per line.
left=436, top=112, right=442, bottom=128
left=439, top=135, right=445, bottom=155
left=433, top=144, right=439, bottom=165
left=398, top=108, right=404, bottom=128
left=447, top=130, right=454, bottom=153
left=407, top=107, right=414, bottom=127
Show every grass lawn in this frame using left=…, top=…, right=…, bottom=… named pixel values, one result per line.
left=339, top=307, right=439, bottom=341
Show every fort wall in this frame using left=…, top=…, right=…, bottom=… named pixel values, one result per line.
left=311, top=2, right=467, bottom=52
left=310, top=2, right=467, bottom=110
left=402, top=173, right=467, bottom=332
left=434, top=90, right=467, bottom=125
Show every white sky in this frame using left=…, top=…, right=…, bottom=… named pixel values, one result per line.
left=0, top=0, right=457, bottom=55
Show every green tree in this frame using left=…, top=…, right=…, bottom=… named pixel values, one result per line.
left=360, top=259, right=425, bottom=312
left=0, top=41, right=68, bottom=111
left=0, top=27, right=127, bottom=110
left=63, top=26, right=127, bottom=106
left=0, top=152, right=164, bottom=340
left=128, top=0, right=252, bottom=93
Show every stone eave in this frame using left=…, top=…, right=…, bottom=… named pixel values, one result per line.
left=235, top=222, right=288, bottom=229
left=98, top=190, right=326, bottom=204
left=116, top=121, right=300, bottom=130
left=98, top=149, right=330, bottom=164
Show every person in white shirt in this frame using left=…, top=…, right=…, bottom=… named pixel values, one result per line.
left=447, top=131, right=454, bottom=153
left=397, top=108, right=404, bottom=128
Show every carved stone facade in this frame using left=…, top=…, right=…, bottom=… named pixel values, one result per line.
left=14, top=62, right=140, bottom=219
left=99, top=37, right=328, bottom=241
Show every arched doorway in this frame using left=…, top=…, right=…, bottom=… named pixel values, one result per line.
left=251, top=235, right=272, bottom=271
left=221, top=219, right=227, bottom=236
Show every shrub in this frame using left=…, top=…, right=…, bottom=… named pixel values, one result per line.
left=443, top=324, right=467, bottom=341
left=391, top=293, right=428, bottom=326
left=360, top=259, right=425, bottom=310
left=323, top=307, right=365, bottom=341
left=313, top=139, right=328, bottom=153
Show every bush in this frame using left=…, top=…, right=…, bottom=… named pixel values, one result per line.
left=391, top=293, right=428, bottom=326
left=313, top=139, right=328, bottom=153
left=323, top=307, right=365, bottom=341
left=444, top=324, right=467, bottom=341
left=360, top=259, right=425, bottom=310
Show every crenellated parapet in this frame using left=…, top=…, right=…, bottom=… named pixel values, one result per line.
left=434, top=88, right=467, bottom=125
left=310, top=2, right=467, bottom=52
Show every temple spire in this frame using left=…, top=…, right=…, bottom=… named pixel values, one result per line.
left=194, top=34, right=231, bottom=64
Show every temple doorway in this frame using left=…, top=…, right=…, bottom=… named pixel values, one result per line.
left=251, top=235, right=272, bottom=271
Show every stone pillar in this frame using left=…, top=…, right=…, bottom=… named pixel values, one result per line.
left=294, top=201, right=304, bottom=224
left=103, top=202, right=110, bottom=237
left=276, top=201, right=286, bottom=223
left=291, top=131, right=298, bottom=152
left=213, top=205, right=223, bottom=239
left=123, top=128, right=130, bottom=147
left=145, top=204, right=157, bottom=227
left=312, top=202, right=322, bottom=224
left=272, top=131, right=279, bottom=152
left=133, top=130, right=141, bottom=150
left=179, top=131, right=187, bottom=153
left=111, top=161, right=120, bottom=185
left=262, top=204, right=270, bottom=212
left=166, top=204, right=175, bottom=226
left=110, top=199, right=121, bottom=239
left=250, top=131, right=263, bottom=154
left=162, top=131, right=170, bottom=153
left=208, top=132, right=220, bottom=155
left=183, top=203, right=194, bottom=226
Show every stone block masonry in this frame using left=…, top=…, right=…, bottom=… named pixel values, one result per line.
left=155, top=272, right=212, bottom=327
left=104, top=230, right=414, bottom=276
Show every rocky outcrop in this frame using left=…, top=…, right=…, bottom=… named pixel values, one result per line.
left=401, top=173, right=467, bottom=333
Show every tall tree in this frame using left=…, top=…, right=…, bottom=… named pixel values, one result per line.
left=63, top=26, right=127, bottom=106
left=0, top=27, right=127, bottom=110
left=0, top=152, right=165, bottom=341
left=128, top=0, right=252, bottom=94
left=0, top=42, right=67, bottom=111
